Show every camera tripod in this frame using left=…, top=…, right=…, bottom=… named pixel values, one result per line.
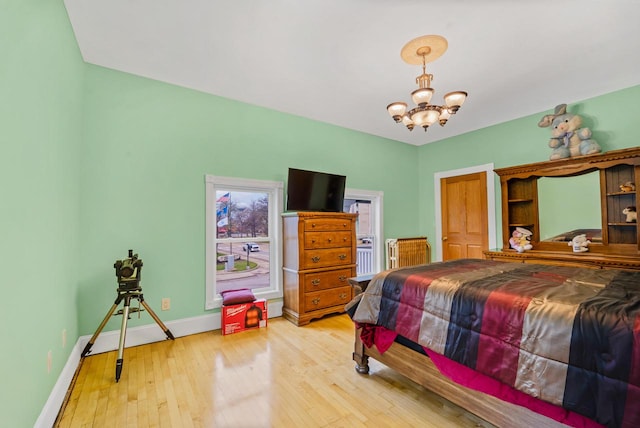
left=81, top=251, right=174, bottom=382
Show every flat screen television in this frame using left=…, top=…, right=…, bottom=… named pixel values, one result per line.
left=286, top=168, right=346, bottom=212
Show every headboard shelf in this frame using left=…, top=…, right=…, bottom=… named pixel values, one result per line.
left=484, top=248, right=640, bottom=270
left=494, top=146, right=640, bottom=179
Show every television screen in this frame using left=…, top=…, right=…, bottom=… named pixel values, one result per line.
left=286, top=168, right=346, bottom=212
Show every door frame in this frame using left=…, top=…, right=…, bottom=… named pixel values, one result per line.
left=434, top=164, right=497, bottom=262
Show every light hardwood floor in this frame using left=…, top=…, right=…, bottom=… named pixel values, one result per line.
left=56, top=314, right=493, bottom=427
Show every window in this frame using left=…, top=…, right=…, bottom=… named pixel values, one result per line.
left=343, top=188, right=383, bottom=275
left=205, top=175, right=283, bottom=309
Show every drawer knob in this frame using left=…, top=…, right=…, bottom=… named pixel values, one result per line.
left=311, top=279, right=320, bottom=286
left=311, top=256, right=320, bottom=263
left=343, top=237, right=347, bottom=241
left=328, top=238, right=332, bottom=242
left=343, top=223, right=347, bottom=228
left=311, top=239, right=316, bottom=243
left=312, top=298, right=320, bottom=306
left=339, top=293, right=348, bottom=300
left=338, top=275, right=346, bottom=281
left=338, top=254, right=346, bottom=260
left=312, top=223, right=316, bottom=228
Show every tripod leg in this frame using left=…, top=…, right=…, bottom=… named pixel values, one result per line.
left=115, top=295, right=131, bottom=382
left=81, top=302, right=120, bottom=357
left=140, top=300, right=175, bottom=340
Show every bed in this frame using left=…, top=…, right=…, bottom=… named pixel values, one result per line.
left=346, top=258, right=640, bottom=428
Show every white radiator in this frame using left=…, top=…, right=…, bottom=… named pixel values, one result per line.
left=356, top=248, right=374, bottom=275
left=386, top=237, right=431, bottom=269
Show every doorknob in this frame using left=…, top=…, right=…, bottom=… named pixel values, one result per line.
left=442, top=236, right=448, bottom=241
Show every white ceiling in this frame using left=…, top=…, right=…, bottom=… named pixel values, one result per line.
left=63, top=0, right=640, bottom=146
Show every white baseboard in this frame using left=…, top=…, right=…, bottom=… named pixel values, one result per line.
left=35, top=300, right=283, bottom=428
left=34, top=340, right=83, bottom=428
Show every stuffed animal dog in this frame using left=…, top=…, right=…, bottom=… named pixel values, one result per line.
left=623, top=206, right=637, bottom=223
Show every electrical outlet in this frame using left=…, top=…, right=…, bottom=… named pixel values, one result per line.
left=47, top=351, right=52, bottom=373
left=161, top=298, right=170, bottom=311
left=62, top=329, right=67, bottom=348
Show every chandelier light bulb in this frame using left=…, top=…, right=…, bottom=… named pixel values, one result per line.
left=401, top=114, right=415, bottom=131
left=444, top=91, right=468, bottom=112
left=424, top=109, right=440, bottom=128
left=411, top=88, right=434, bottom=106
left=411, top=110, right=429, bottom=127
left=410, top=109, right=439, bottom=131
left=387, top=102, right=408, bottom=122
left=439, top=108, right=451, bottom=126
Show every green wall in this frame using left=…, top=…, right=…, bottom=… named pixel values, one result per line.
left=0, top=1, right=84, bottom=426
left=76, top=66, right=420, bottom=334
left=417, top=86, right=640, bottom=252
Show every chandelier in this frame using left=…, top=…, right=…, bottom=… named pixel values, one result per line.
left=387, top=35, right=467, bottom=132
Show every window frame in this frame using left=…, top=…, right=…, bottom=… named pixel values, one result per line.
left=344, top=188, right=384, bottom=275
left=205, top=175, right=283, bottom=310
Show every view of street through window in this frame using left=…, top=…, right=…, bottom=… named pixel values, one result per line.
left=215, top=190, right=271, bottom=293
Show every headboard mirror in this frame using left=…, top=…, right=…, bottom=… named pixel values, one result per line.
left=538, top=172, right=602, bottom=243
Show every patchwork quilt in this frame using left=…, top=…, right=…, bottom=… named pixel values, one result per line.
left=348, top=258, right=640, bottom=427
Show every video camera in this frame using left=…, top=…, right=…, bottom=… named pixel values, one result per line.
left=114, top=249, right=143, bottom=290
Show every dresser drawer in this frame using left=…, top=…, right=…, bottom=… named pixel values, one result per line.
left=304, top=286, right=352, bottom=312
left=302, top=247, right=352, bottom=269
left=303, top=268, right=352, bottom=293
left=304, top=231, right=352, bottom=249
left=304, top=218, right=353, bottom=232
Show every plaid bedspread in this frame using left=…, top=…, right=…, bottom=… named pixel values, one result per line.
left=348, top=258, right=640, bottom=427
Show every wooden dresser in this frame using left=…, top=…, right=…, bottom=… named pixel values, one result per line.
left=282, top=212, right=357, bottom=326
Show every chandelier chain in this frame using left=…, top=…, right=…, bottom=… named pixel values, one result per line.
left=417, top=55, right=433, bottom=89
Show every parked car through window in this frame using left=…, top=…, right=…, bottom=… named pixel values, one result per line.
left=242, top=243, right=260, bottom=252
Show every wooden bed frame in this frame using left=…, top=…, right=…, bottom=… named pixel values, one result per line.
left=349, top=273, right=567, bottom=427
left=352, top=326, right=565, bottom=427
left=348, top=256, right=639, bottom=427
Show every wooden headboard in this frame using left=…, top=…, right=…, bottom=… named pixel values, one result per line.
left=484, top=146, right=640, bottom=271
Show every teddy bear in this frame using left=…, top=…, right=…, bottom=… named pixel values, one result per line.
left=568, top=233, right=591, bottom=253
left=623, top=206, right=637, bottom=223
left=509, top=227, right=533, bottom=253
left=538, top=104, right=601, bottom=160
